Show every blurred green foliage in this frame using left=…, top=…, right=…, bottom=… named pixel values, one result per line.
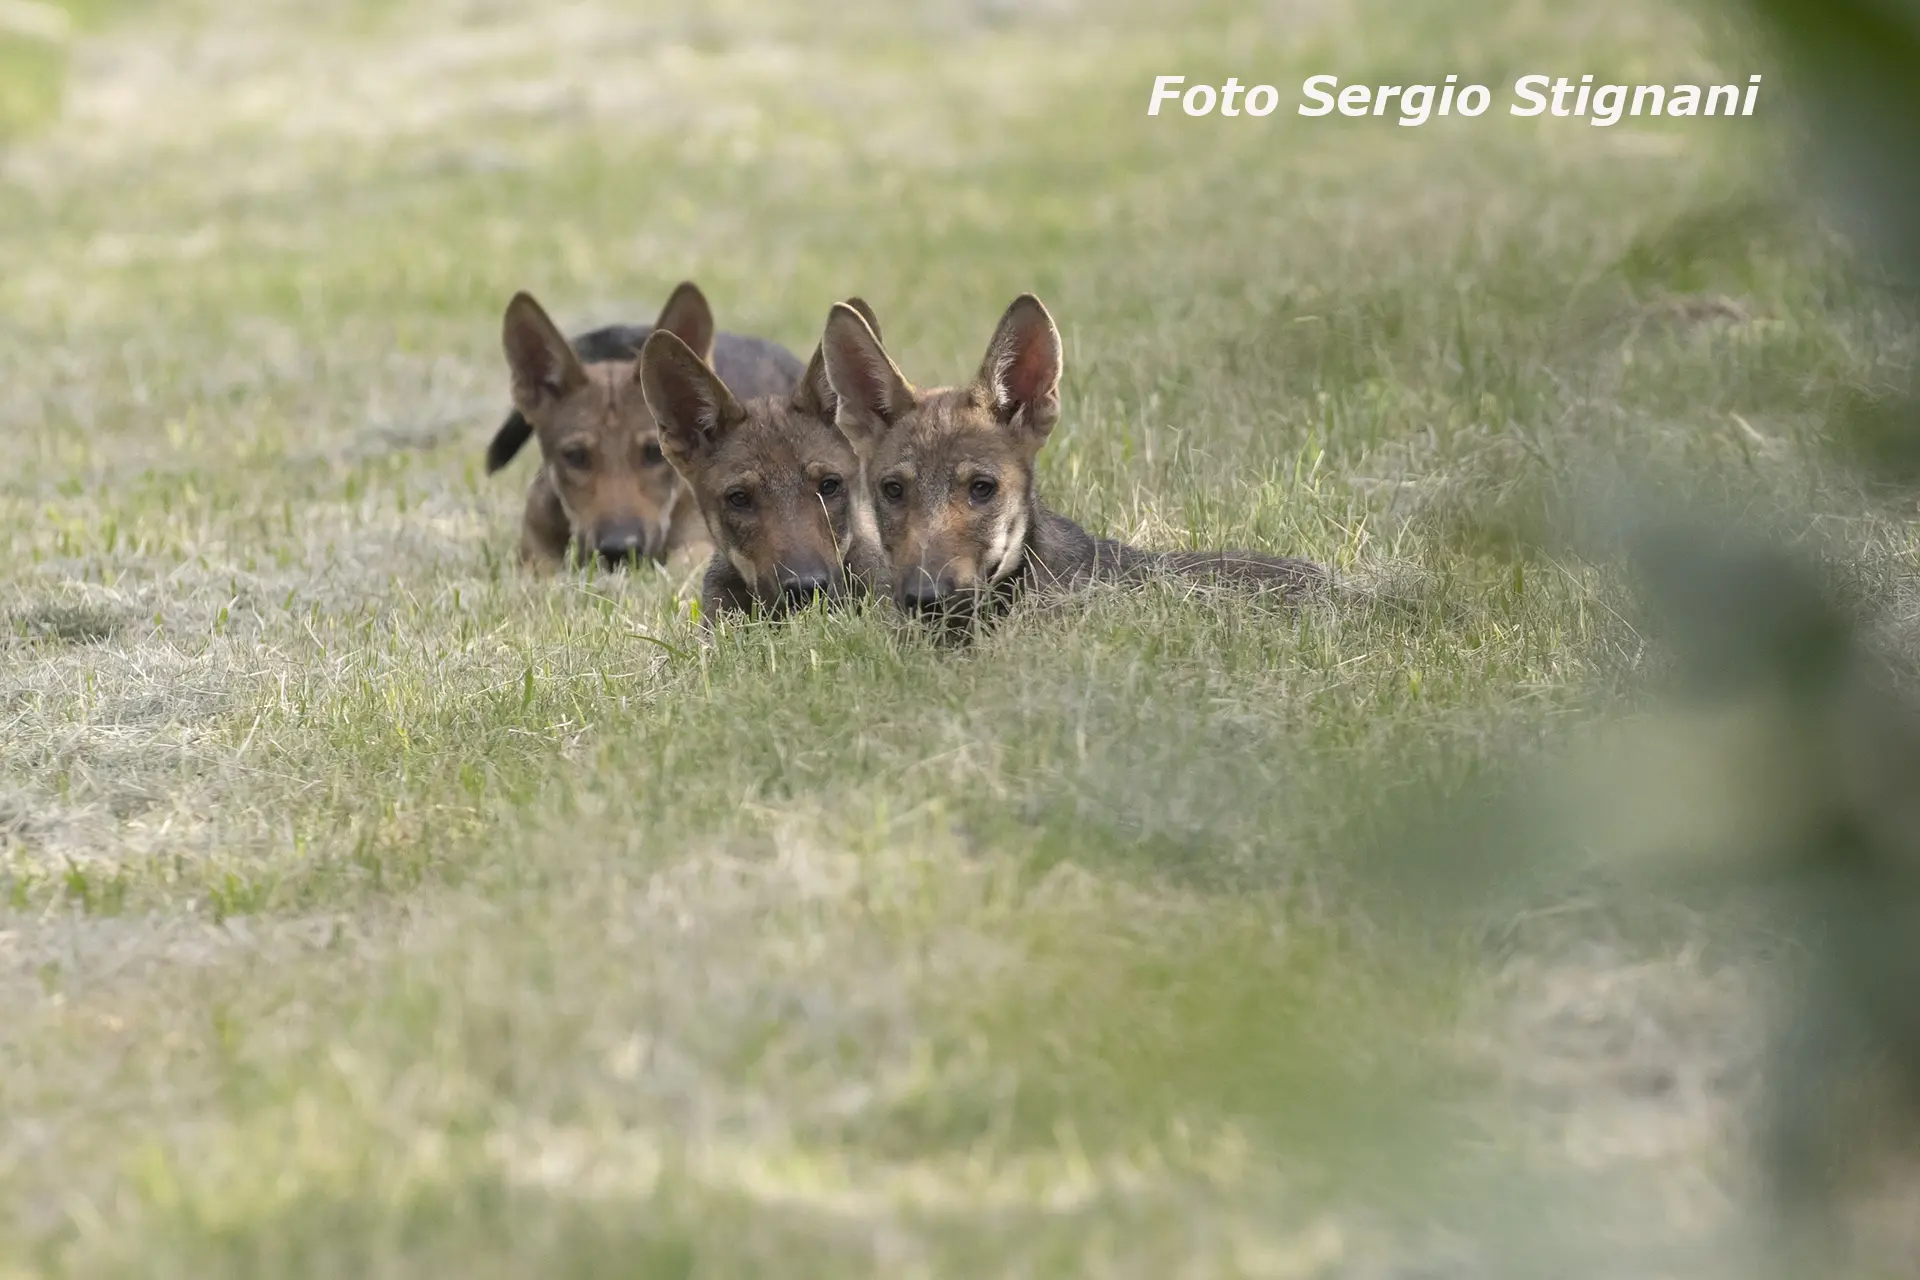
left=1531, top=0, right=1920, bottom=1266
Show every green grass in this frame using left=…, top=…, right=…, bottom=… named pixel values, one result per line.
left=0, top=0, right=144, bottom=138
left=1, top=0, right=1916, bottom=1274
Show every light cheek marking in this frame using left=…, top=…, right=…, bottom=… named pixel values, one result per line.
left=987, top=509, right=1028, bottom=584
left=978, top=506, right=1010, bottom=574
left=979, top=477, right=1028, bottom=584
left=727, top=548, right=760, bottom=587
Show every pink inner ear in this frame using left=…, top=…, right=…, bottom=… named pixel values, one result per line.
left=999, top=320, right=1059, bottom=408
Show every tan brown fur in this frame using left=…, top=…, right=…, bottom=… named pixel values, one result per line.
left=639, top=300, right=888, bottom=619
left=499, top=285, right=799, bottom=575
left=822, top=295, right=1326, bottom=630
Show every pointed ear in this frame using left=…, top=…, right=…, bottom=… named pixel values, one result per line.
left=792, top=297, right=883, bottom=418
left=638, top=330, right=746, bottom=467
left=821, top=302, right=913, bottom=455
left=503, top=292, right=589, bottom=414
left=653, top=281, right=717, bottom=364
left=790, top=343, right=834, bottom=419
left=975, top=293, right=1062, bottom=441
left=842, top=297, right=883, bottom=346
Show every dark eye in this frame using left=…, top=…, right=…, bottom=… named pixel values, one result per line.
left=880, top=478, right=906, bottom=504
left=642, top=441, right=665, bottom=466
left=817, top=475, right=842, bottom=499
left=968, top=477, right=998, bottom=504
left=560, top=444, right=592, bottom=470
left=725, top=488, right=753, bottom=511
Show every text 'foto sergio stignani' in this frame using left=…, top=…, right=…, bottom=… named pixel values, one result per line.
left=1147, top=74, right=1764, bottom=126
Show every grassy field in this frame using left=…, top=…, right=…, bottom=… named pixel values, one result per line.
left=3, top=0, right=1917, bottom=1274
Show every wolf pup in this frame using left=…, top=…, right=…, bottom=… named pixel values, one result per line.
left=638, top=300, right=888, bottom=619
left=820, top=294, right=1325, bottom=630
left=492, top=283, right=804, bottom=571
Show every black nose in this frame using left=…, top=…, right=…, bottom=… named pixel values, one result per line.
left=594, top=524, right=655, bottom=567
left=778, top=571, right=833, bottom=607
left=898, top=567, right=950, bottom=615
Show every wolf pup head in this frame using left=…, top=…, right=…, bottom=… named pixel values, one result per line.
left=639, top=304, right=880, bottom=614
left=501, top=285, right=715, bottom=568
left=822, top=294, right=1059, bottom=623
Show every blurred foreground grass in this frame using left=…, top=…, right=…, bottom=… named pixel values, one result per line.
left=1, top=0, right=1917, bottom=1274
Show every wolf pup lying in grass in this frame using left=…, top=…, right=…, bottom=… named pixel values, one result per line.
left=638, top=300, right=888, bottom=620
left=492, top=283, right=804, bottom=572
left=821, top=294, right=1326, bottom=630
